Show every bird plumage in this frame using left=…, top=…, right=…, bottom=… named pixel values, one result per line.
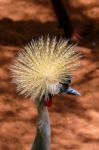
left=10, top=36, right=80, bottom=150
left=10, top=36, right=80, bottom=104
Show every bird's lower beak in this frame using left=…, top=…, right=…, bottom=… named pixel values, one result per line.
left=66, top=87, right=81, bottom=96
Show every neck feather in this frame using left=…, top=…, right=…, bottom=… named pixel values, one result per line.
left=31, top=103, right=50, bottom=150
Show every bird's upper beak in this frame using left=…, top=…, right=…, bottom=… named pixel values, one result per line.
left=66, top=87, right=81, bottom=96
left=61, top=86, right=81, bottom=96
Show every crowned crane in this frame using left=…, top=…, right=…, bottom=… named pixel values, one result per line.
left=11, top=36, right=80, bottom=150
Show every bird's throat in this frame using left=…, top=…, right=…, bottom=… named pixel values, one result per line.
left=44, top=95, right=52, bottom=107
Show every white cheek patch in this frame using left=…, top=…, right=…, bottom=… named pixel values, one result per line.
left=48, top=82, right=62, bottom=95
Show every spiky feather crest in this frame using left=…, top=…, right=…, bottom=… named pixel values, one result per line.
left=11, top=36, right=80, bottom=102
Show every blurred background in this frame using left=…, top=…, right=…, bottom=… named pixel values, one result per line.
left=0, top=0, right=99, bottom=149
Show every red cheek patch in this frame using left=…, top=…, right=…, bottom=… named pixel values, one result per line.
left=44, top=96, right=52, bottom=107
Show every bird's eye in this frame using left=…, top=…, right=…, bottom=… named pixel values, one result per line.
left=63, top=83, right=69, bottom=90
left=60, top=83, right=69, bottom=93
left=60, top=76, right=71, bottom=93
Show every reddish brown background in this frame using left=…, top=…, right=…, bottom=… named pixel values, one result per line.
left=0, top=0, right=99, bottom=150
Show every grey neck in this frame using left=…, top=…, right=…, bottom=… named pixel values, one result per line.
left=31, top=103, right=51, bottom=150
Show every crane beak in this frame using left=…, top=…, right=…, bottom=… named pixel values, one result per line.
left=60, top=83, right=81, bottom=96
left=66, top=87, right=81, bottom=96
